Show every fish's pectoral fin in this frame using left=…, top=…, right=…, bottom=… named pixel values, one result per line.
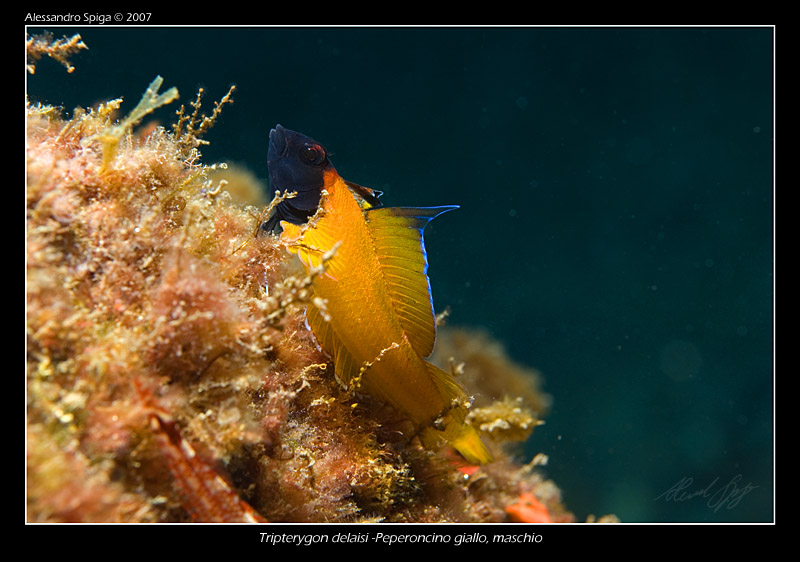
left=279, top=221, right=330, bottom=269
left=278, top=220, right=303, bottom=245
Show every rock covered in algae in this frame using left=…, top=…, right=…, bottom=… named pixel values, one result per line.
left=26, top=65, right=592, bottom=523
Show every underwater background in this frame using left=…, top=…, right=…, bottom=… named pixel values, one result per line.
left=26, top=26, right=774, bottom=523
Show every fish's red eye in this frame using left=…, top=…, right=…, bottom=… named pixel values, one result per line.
left=301, top=144, right=325, bottom=165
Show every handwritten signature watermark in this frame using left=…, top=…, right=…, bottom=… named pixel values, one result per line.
left=654, top=474, right=758, bottom=512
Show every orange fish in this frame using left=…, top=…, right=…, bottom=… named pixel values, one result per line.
left=264, top=125, right=492, bottom=465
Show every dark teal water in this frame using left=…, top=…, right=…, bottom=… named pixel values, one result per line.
left=27, top=26, right=774, bottom=522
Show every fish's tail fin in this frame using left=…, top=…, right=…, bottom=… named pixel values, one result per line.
left=447, top=423, right=495, bottom=466
left=420, top=412, right=493, bottom=465
left=420, top=362, right=493, bottom=465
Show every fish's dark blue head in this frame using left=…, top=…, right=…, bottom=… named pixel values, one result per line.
left=262, top=124, right=335, bottom=232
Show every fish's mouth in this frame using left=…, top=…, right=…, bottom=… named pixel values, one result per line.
left=268, top=124, right=288, bottom=159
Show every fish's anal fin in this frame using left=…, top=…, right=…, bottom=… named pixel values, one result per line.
left=306, top=302, right=363, bottom=391
left=364, top=206, right=458, bottom=358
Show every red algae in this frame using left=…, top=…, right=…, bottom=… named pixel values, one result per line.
left=26, top=43, right=613, bottom=522
left=506, top=492, right=553, bottom=523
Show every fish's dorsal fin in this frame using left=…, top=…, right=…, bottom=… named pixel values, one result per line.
left=364, top=205, right=458, bottom=358
left=344, top=180, right=383, bottom=209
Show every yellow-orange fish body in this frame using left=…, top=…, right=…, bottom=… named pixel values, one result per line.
left=266, top=125, right=491, bottom=464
